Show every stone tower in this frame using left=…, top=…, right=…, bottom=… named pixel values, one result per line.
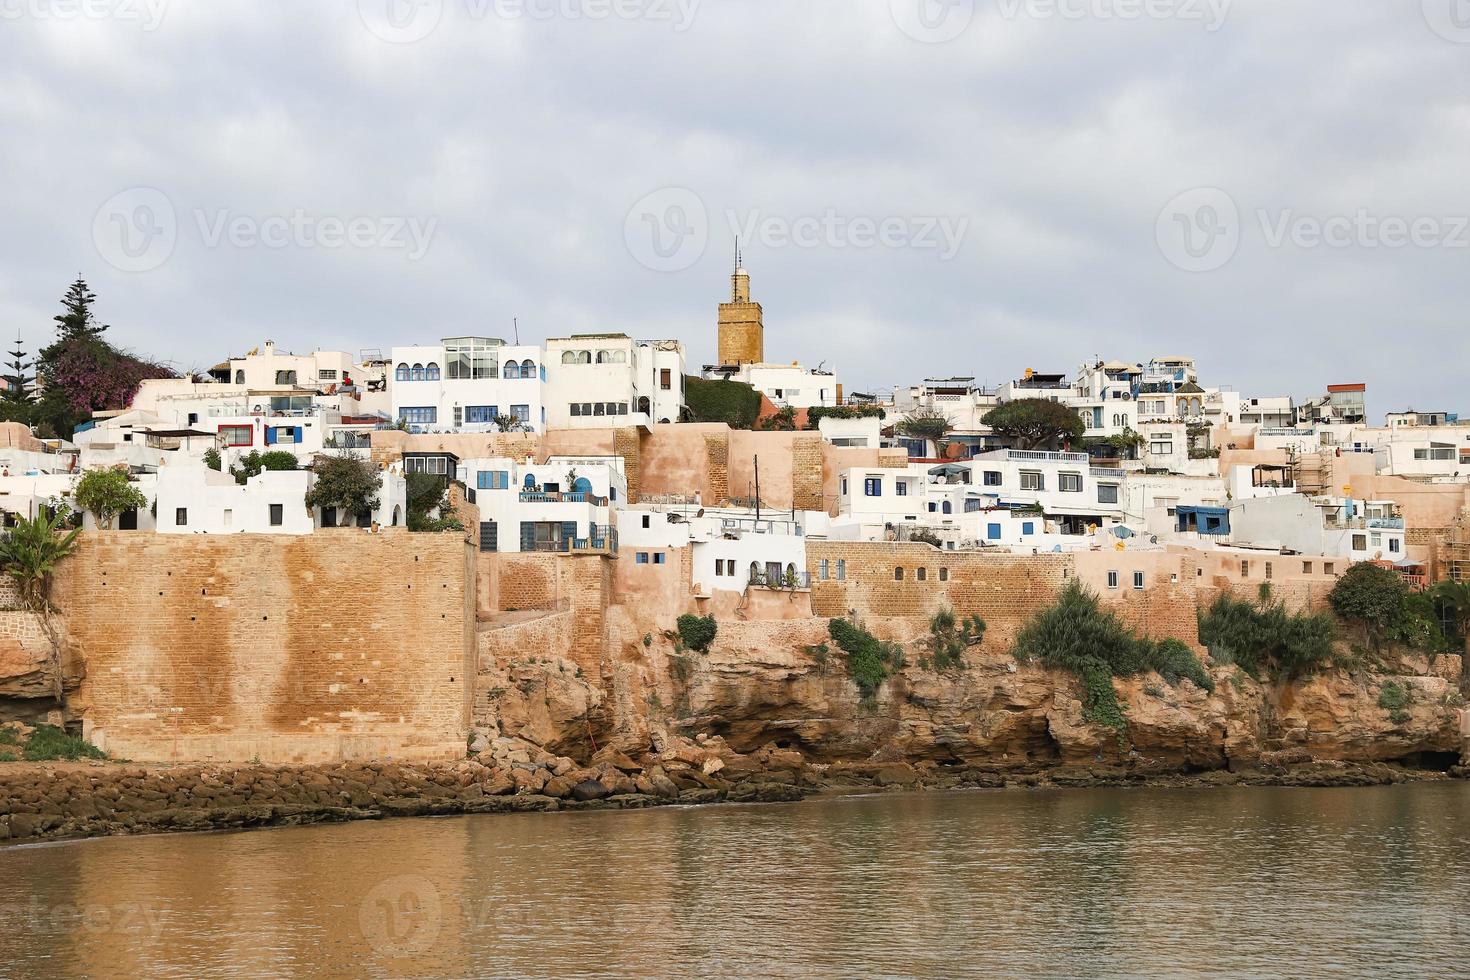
left=717, top=257, right=764, bottom=366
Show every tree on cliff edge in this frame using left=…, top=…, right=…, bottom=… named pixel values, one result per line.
left=0, top=510, right=81, bottom=712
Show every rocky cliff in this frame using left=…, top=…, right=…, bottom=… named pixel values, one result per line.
left=479, top=614, right=1469, bottom=776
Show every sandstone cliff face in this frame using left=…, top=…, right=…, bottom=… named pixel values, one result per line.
left=476, top=614, right=1468, bottom=773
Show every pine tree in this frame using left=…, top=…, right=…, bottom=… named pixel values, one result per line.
left=2, top=333, right=33, bottom=405
left=52, top=277, right=109, bottom=343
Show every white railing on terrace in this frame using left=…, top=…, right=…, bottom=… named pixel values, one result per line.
left=1260, top=427, right=1313, bottom=437
left=1006, top=450, right=1090, bottom=463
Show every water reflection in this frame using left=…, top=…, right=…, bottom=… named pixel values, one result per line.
left=2, top=784, right=1468, bottom=978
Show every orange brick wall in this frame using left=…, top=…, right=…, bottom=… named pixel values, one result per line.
left=54, top=531, right=474, bottom=764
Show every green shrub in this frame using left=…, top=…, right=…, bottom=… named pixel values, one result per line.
left=805, top=405, right=886, bottom=428
left=1014, top=582, right=1214, bottom=732
left=230, top=449, right=299, bottom=485
left=1197, top=594, right=1336, bottom=680
left=1329, top=563, right=1409, bottom=649
left=928, top=607, right=984, bottom=671
left=676, top=614, right=717, bottom=653
left=829, top=617, right=902, bottom=699
left=1378, top=681, right=1412, bottom=724
left=21, top=724, right=106, bottom=761
left=683, top=376, right=762, bottom=429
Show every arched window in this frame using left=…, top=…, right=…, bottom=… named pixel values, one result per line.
left=411, top=363, right=425, bottom=381
left=573, top=477, right=593, bottom=494
left=503, top=362, right=519, bottom=380
left=521, top=358, right=535, bottom=376
left=895, top=567, right=905, bottom=581
left=749, top=561, right=761, bottom=584
left=234, top=370, right=245, bottom=385
left=391, top=505, right=401, bottom=527
left=595, top=350, right=612, bottom=364
left=785, top=563, right=797, bottom=583
left=425, top=363, right=440, bottom=381
left=524, top=473, right=537, bottom=488
left=580, top=350, right=591, bottom=364
left=395, top=363, right=410, bottom=382
left=610, top=350, right=627, bottom=364
left=637, top=396, right=651, bottom=414
left=942, top=500, right=952, bottom=514
left=562, top=351, right=579, bottom=364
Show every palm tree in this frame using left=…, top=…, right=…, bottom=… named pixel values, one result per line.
left=0, top=509, right=81, bottom=710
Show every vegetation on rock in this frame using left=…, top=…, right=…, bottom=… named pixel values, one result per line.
left=829, top=616, right=903, bottom=699
left=676, top=614, right=717, bottom=654
left=0, top=511, right=81, bottom=710
left=1196, top=591, right=1336, bottom=679
left=928, top=606, right=984, bottom=670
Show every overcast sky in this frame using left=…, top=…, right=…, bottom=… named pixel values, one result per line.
left=2, top=0, right=1467, bottom=418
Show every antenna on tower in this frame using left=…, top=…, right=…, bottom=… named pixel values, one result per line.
left=735, top=237, right=740, bottom=272
left=514, top=317, right=519, bottom=345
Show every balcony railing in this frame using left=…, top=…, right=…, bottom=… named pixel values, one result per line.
left=747, top=569, right=811, bottom=590
left=1006, top=450, right=1090, bottom=463
left=518, top=491, right=609, bottom=506
left=524, top=527, right=618, bottom=554
left=1368, top=517, right=1406, bottom=530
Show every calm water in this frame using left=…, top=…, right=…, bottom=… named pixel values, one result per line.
left=2, top=783, right=1469, bottom=979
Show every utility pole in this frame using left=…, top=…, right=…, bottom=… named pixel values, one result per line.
left=754, top=455, right=761, bottom=522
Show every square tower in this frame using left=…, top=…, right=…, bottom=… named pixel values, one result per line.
left=717, top=266, right=764, bottom=366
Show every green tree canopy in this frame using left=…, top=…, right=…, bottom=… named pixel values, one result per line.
left=304, top=452, right=381, bottom=520
left=72, top=468, right=147, bottom=529
left=1328, top=562, right=1410, bottom=648
left=982, top=398, right=1086, bottom=449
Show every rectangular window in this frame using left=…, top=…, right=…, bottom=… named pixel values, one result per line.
left=636, top=552, right=649, bottom=564
left=1107, top=570, right=1119, bottom=589
left=1098, top=484, right=1119, bottom=504
left=1240, top=560, right=1250, bottom=578
left=1150, top=438, right=1173, bottom=456
left=641, top=515, right=651, bottom=528
left=1059, top=472, right=1082, bottom=493
left=864, top=477, right=882, bottom=497
left=1265, top=562, right=1273, bottom=580
left=511, top=404, right=530, bottom=423
left=479, top=521, right=498, bottom=552
left=987, top=523, right=1002, bottom=540
left=465, top=406, right=499, bottom=424
left=660, top=368, right=672, bottom=390
left=398, top=407, right=437, bottom=425
left=1325, top=563, right=1336, bottom=575
left=222, top=509, right=232, bottom=527
left=270, top=426, right=299, bottom=445
left=916, top=567, right=927, bottom=581
left=653, top=553, right=666, bottom=565
left=269, top=504, right=283, bottom=527
left=1303, top=561, right=1313, bottom=574
left=1020, top=471, right=1043, bottom=491
left=841, top=478, right=849, bottom=495
left=1022, top=521, right=1035, bottom=535
left=219, top=425, right=252, bottom=447
left=939, top=568, right=948, bottom=582
left=1352, top=534, right=1368, bottom=551
left=570, top=403, right=581, bottom=417
left=175, top=507, right=188, bottom=526
left=819, top=559, right=830, bottom=580
left=895, top=481, right=908, bottom=497
left=1389, top=538, right=1400, bottom=553
left=984, top=471, right=1002, bottom=486
left=1133, top=571, right=1144, bottom=590
left=477, top=471, right=510, bottom=490
left=836, top=559, right=846, bottom=581
left=894, top=567, right=904, bottom=581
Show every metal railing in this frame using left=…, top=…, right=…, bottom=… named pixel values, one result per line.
left=1006, top=450, right=1090, bottom=463
left=518, top=491, right=608, bottom=505
left=524, top=527, right=619, bottom=554
left=747, top=569, right=811, bottom=590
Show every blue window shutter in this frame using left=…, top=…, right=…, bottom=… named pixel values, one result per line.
left=265, top=428, right=276, bottom=445
left=1022, top=522, right=1035, bottom=535
left=561, top=521, right=577, bottom=547
left=987, top=523, right=1002, bottom=540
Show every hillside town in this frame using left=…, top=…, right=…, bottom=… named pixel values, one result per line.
left=3, top=267, right=1467, bottom=598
